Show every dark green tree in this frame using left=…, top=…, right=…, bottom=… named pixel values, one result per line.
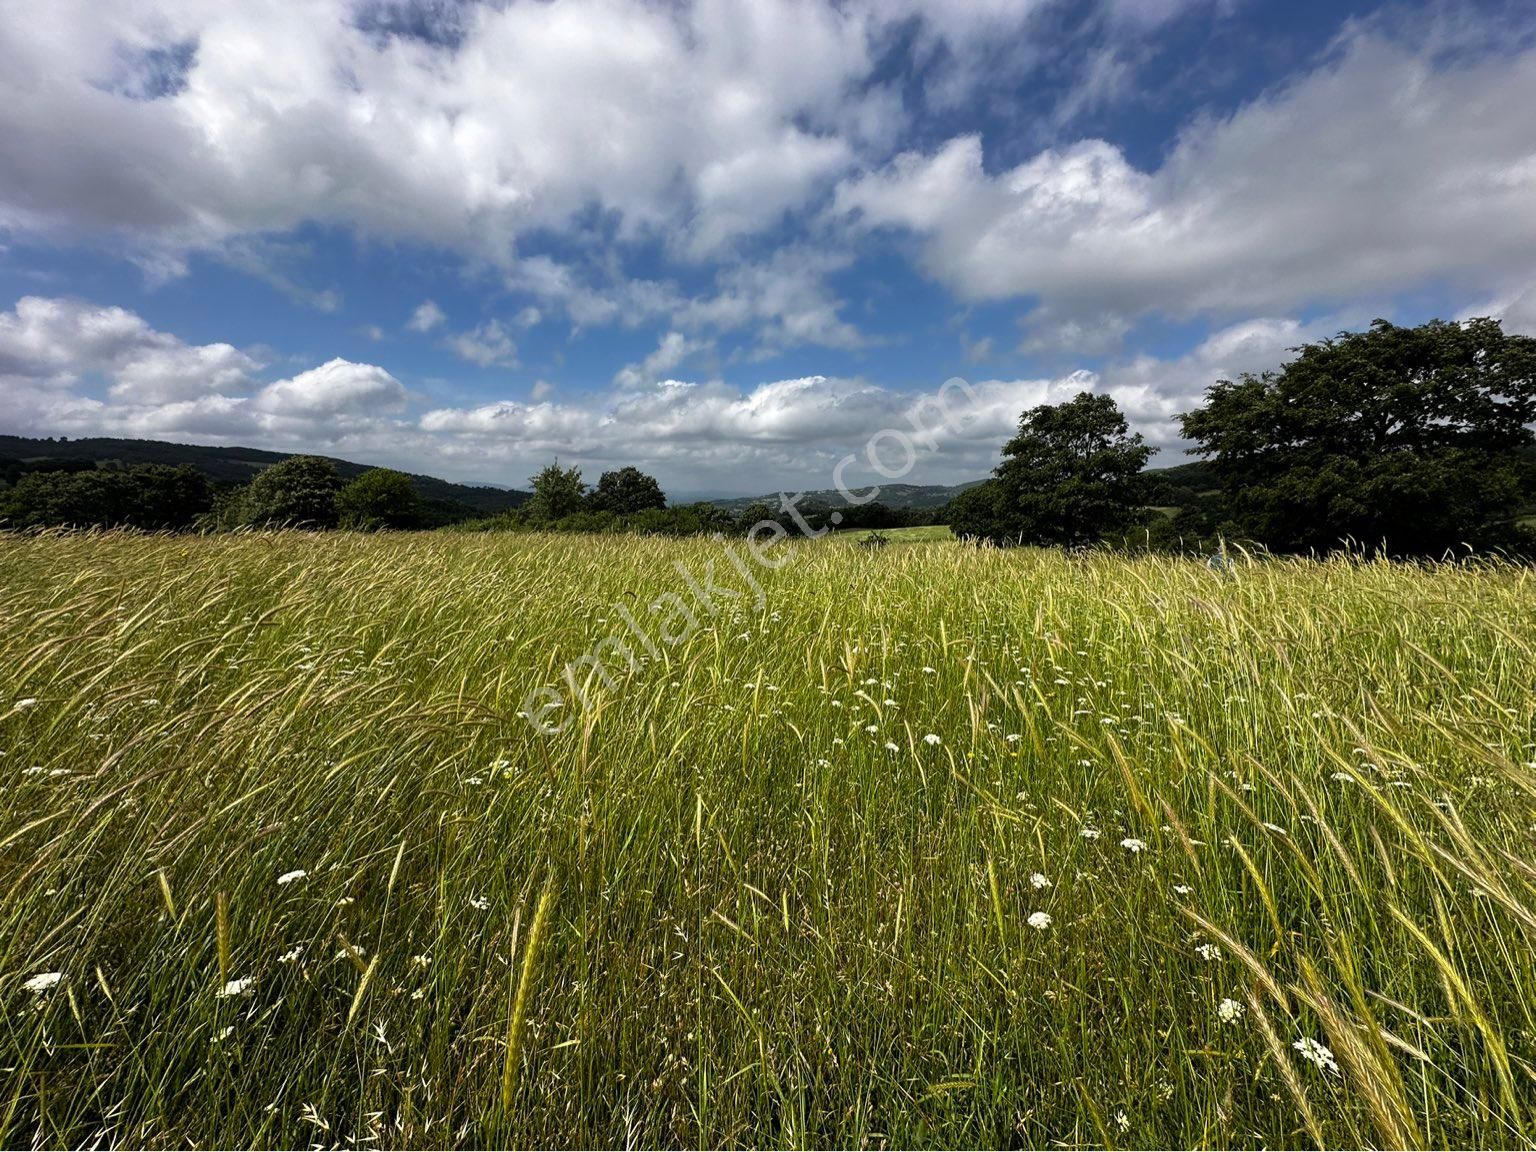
left=589, top=466, right=667, bottom=515
left=336, top=468, right=426, bottom=530
left=945, top=480, right=1016, bottom=543
left=234, top=456, right=345, bottom=528
left=954, top=392, right=1152, bottom=546
left=0, top=463, right=211, bottom=529
left=1179, top=318, right=1536, bottom=556
left=524, top=461, right=588, bottom=522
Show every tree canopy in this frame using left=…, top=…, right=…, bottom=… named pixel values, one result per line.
left=524, top=462, right=588, bottom=522
left=336, top=468, right=426, bottom=530
left=951, top=392, right=1152, bottom=545
left=589, top=466, right=667, bottom=515
left=231, top=455, right=346, bottom=528
left=1179, top=318, right=1536, bottom=555
left=0, top=463, right=211, bottom=530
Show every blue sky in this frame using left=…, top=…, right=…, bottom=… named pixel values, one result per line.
left=2, top=0, right=1534, bottom=497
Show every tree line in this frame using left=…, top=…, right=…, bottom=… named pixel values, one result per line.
left=0, top=454, right=438, bottom=531
left=951, top=317, right=1536, bottom=558
left=3, top=317, right=1532, bottom=557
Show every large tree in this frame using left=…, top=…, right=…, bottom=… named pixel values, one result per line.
left=233, top=455, right=345, bottom=528
left=952, top=392, right=1152, bottom=545
left=589, top=466, right=667, bottom=515
left=336, top=468, right=426, bottom=530
left=1179, top=318, right=1536, bottom=556
left=524, top=461, right=588, bottom=522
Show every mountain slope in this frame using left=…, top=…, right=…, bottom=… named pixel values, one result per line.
left=0, top=435, right=529, bottom=516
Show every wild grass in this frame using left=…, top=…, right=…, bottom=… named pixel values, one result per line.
left=2, top=530, right=1536, bottom=1148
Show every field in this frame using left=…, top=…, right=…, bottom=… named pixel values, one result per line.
left=4, top=531, right=1536, bottom=1148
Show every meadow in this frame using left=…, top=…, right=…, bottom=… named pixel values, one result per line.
left=3, top=530, right=1536, bottom=1148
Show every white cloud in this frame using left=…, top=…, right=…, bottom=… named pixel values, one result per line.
left=255, top=358, right=407, bottom=417
left=0, top=292, right=1460, bottom=495
left=613, top=331, right=709, bottom=389
left=676, top=247, right=869, bottom=354
left=836, top=24, right=1536, bottom=331
left=1466, top=281, right=1536, bottom=338
left=444, top=319, right=517, bottom=368
left=0, top=0, right=912, bottom=266
left=407, top=300, right=446, bottom=333
left=0, top=296, right=406, bottom=450
left=0, top=295, right=259, bottom=401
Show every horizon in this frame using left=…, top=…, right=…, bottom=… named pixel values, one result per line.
left=1, top=430, right=1215, bottom=504
left=3, top=0, right=1535, bottom=493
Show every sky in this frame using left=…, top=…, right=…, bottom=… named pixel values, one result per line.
left=1, top=0, right=1535, bottom=498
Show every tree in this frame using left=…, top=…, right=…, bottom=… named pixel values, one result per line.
left=589, top=466, right=667, bottom=515
left=946, top=480, right=1016, bottom=542
left=524, top=461, right=587, bottom=522
left=955, top=392, right=1152, bottom=546
left=336, top=468, right=425, bottom=530
left=0, top=463, right=211, bottom=529
left=234, top=456, right=345, bottom=528
left=1179, top=318, right=1536, bottom=556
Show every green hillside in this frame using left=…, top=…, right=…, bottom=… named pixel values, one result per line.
left=0, top=435, right=528, bottom=519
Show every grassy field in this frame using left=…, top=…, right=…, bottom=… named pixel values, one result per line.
left=4, top=531, right=1536, bottom=1148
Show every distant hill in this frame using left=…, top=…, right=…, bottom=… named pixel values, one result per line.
left=0, top=436, right=529, bottom=520
left=707, top=480, right=985, bottom=513
left=706, top=462, right=1218, bottom=513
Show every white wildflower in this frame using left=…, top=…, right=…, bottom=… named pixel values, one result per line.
left=22, top=971, right=63, bottom=993
left=884, top=741, right=900, bottom=752
left=1080, top=827, right=1101, bottom=840
left=1027, top=911, right=1052, bottom=930
left=1293, top=1037, right=1339, bottom=1075
left=923, top=733, right=941, bottom=746
left=278, top=945, right=305, bottom=964
left=864, top=724, right=878, bottom=734
left=276, top=870, right=307, bottom=886
left=1173, top=884, right=1193, bottom=896
left=217, top=977, right=255, bottom=999
left=1120, top=838, right=1147, bottom=853
left=1217, top=998, right=1245, bottom=1024
left=1196, top=942, right=1222, bottom=961
left=1029, top=873, right=1051, bottom=890
left=468, top=895, right=490, bottom=910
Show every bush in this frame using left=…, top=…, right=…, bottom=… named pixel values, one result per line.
left=337, top=468, right=426, bottom=530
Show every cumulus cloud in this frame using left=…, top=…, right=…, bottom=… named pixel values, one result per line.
left=613, top=331, right=709, bottom=389
left=444, top=319, right=518, bottom=368
left=0, top=0, right=920, bottom=264
left=407, top=300, right=446, bottom=333
left=0, top=295, right=259, bottom=401
left=676, top=247, right=869, bottom=354
left=836, top=23, right=1536, bottom=335
left=0, top=295, right=405, bottom=449
left=255, top=359, right=408, bottom=417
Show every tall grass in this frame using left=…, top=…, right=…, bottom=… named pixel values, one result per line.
left=2, top=530, right=1535, bottom=1147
